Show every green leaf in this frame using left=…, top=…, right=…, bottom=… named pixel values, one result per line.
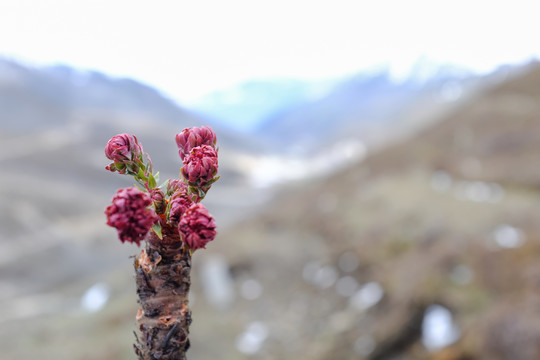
left=152, top=223, right=163, bottom=240
left=198, top=187, right=206, bottom=199
left=148, top=173, right=157, bottom=189
left=137, top=168, right=146, bottom=180
left=134, top=183, right=146, bottom=192
left=159, top=181, right=168, bottom=191
left=206, top=176, right=220, bottom=186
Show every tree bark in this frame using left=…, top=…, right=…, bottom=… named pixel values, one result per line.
left=133, top=227, right=192, bottom=360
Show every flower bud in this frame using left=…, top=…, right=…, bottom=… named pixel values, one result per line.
left=105, top=187, right=159, bottom=246
left=150, top=188, right=166, bottom=214
left=105, top=134, right=144, bottom=173
left=168, top=191, right=193, bottom=224
left=178, top=203, right=216, bottom=250
left=166, top=178, right=187, bottom=197
left=175, top=126, right=217, bottom=160
left=181, top=145, right=218, bottom=186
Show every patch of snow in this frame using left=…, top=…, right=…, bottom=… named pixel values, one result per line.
left=81, top=283, right=109, bottom=312
left=349, top=282, right=384, bottom=311
left=200, top=255, right=235, bottom=308
left=422, top=304, right=460, bottom=351
left=236, top=322, right=269, bottom=355
left=492, top=224, right=525, bottom=249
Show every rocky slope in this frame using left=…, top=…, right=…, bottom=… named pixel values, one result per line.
left=206, top=63, right=540, bottom=360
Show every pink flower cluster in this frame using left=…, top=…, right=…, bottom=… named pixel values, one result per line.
left=105, top=134, right=143, bottom=173
left=105, top=126, right=219, bottom=251
left=169, top=191, right=193, bottom=224
left=105, top=187, right=159, bottom=246
left=181, top=145, right=219, bottom=186
left=176, top=126, right=216, bottom=160
left=179, top=203, right=217, bottom=250
left=166, top=179, right=187, bottom=196
left=167, top=179, right=216, bottom=249
left=176, top=127, right=219, bottom=190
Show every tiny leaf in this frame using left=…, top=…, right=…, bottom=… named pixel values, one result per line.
left=138, top=168, right=146, bottom=180
left=134, top=183, right=146, bottom=192
left=152, top=223, right=163, bottom=239
left=198, top=187, right=206, bottom=199
left=148, top=174, right=157, bottom=189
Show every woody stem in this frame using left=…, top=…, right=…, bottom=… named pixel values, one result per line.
left=133, top=230, right=192, bottom=360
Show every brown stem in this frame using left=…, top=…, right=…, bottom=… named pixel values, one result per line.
left=133, top=228, right=192, bottom=360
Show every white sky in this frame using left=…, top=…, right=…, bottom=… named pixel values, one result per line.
left=0, top=0, right=538, bottom=105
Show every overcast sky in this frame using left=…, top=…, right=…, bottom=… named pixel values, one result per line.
left=0, top=0, right=538, bottom=105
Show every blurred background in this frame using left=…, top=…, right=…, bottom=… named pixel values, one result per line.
left=1, top=1, right=540, bottom=359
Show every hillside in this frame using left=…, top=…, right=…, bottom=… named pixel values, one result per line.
left=1, top=61, right=539, bottom=360
left=204, top=64, right=540, bottom=359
